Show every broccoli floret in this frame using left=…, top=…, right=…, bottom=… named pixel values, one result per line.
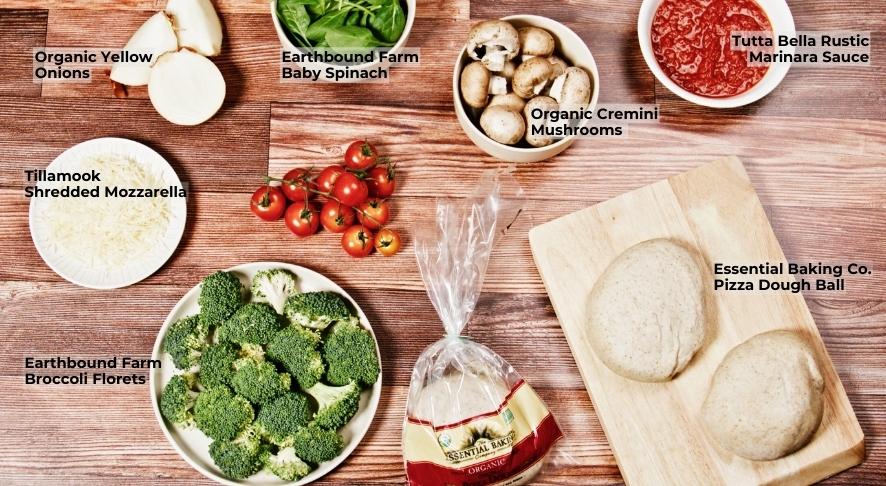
left=323, top=319, right=380, bottom=387
left=209, top=426, right=267, bottom=480
left=199, top=271, right=245, bottom=328
left=304, top=381, right=360, bottom=430
left=256, top=392, right=313, bottom=446
left=231, top=358, right=291, bottom=405
left=283, top=291, right=354, bottom=330
left=238, top=342, right=266, bottom=362
left=160, top=373, right=199, bottom=425
left=251, top=269, right=299, bottom=314
left=194, top=386, right=254, bottom=441
left=163, top=315, right=208, bottom=369
left=218, top=303, right=282, bottom=345
left=265, top=446, right=312, bottom=481
left=291, top=424, right=344, bottom=464
left=199, top=342, right=238, bottom=389
left=266, top=326, right=324, bottom=389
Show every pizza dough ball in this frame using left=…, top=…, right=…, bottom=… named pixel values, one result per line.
left=702, top=330, right=824, bottom=461
left=586, top=238, right=707, bottom=382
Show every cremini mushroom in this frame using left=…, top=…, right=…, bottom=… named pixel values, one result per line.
left=500, top=60, right=517, bottom=80
left=512, top=56, right=553, bottom=99
left=480, top=105, right=526, bottom=145
left=518, top=27, right=555, bottom=60
left=550, top=66, right=592, bottom=111
left=489, top=92, right=526, bottom=112
left=546, top=55, right=568, bottom=79
left=466, top=20, right=520, bottom=72
left=460, top=61, right=509, bottom=109
left=523, top=96, right=559, bottom=147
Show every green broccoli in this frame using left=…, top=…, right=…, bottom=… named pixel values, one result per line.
left=198, top=271, right=245, bottom=328
left=194, top=386, right=254, bottom=441
left=304, top=381, right=360, bottom=430
left=322, top=319, right=380, bottom=387
left=251, top=269, right=299, bottom=314
left=291, top=424, right=344, bottom=464
left=265, top=446, right=312, bottom=481
left=198, top=342, right=238, bottom=389
left=208, top=426, right=267, bottom=480
left=159, top=373, right=199, bottom=425
left=239, top=342, right=266, bottom=361
left=163, top=315, right=208, bottom=369
left=284, top=291, right=354, bottom=330
left=256, top=392, right=313, bottom=446
left=231, top=358, right=291, bottom=405
left=218, top=302, right=282, bottom=345
left=266, top=325, right=324, bottom=389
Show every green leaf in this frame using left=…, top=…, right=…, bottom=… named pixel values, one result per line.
left=324, top=25, right=384, bottom=50
left=305, top=9, right=351, bottom=43
left=277, top=0, right=313, bottom=46
left=367, top=0, right=405, bottom=44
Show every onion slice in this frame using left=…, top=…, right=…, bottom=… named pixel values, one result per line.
left=166, top=0, right=223, bottom=57
left=109, top=11, right=178, bottom=86
left=148, top=49, right=225, bottom=126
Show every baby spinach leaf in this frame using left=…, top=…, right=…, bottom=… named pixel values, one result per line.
left=368, top=0, right=405, bottom=44
left=277, top=0, right=313, bottom=46
left=324, top=25, right=385, bottom=51
left=305, top=9, right=350, bottom=43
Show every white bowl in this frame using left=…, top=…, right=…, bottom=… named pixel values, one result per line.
left=638, top=0, right=794, bottom=108
left=271, top=0, right=416, bottom=79
left=150, top=262, right=383, bottom=486
left=453, top=15, right=600, bottom=163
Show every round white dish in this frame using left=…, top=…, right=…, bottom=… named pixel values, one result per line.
left=453, top=15, right=600, bottom=163
left=28, top=137, right=187, bottom=290
left=271, top=0, right=416, bottom=80
left=637, top=0, right=795, bottom=108
left=150, top=262, right=383, bottom=486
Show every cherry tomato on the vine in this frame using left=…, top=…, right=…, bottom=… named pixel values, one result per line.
left=279, top=168, right=316, bottom=202
left=344, top=140, right=378, bottom=171
left=356, top=198, right=390, bottom=230
left=284, top=201, right=320, bottom=237
left=374, top=228, right=401, bottom=256
left=250, top=186, right=286, bottom=221
left=320, top=199, right=356, bottom=233
left=316, top=165, right=345, bottom=195
left=341, top=225, right=374, bottom=258
left=332, top=172, right=369, bottom=207
left=367, top=162, right=396, bottom=198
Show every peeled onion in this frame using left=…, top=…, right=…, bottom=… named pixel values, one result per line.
left=166, top=0, right=223, bottom=57
left=148, top=49, right=226, bottom=126
left=109, top=11, right=178, bottom=86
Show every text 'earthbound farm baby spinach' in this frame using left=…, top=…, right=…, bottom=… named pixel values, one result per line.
left=277, top=0, right=406, bottom=50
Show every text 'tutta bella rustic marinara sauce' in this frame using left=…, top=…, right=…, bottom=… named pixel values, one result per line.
left=651, top=0, right=772, bottom=97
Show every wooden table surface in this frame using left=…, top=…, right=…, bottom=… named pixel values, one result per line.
left=0, top=1, right=883, bottom=485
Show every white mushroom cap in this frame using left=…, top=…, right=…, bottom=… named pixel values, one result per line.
left=518, top=27, right=555, bottom=57
left=466, top=20, right=519, bottom=72
left=480, top=105, right=526, bottom=145
left=523, top=96, right=559, bottom=147
left=460, top=61, right=491, bottom=109
left=512, top=56, right=553, bottom=99
left=550, top=66, right=591, bottom=111
left=489, top=92, right=526, bottom=112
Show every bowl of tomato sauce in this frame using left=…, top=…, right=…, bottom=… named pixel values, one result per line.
left=638, top=0, right=794, bottom=108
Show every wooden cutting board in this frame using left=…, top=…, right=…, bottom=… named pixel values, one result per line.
left=528, top=157, right=864, bottom=485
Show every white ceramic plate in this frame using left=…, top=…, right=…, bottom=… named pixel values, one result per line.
left=638, top=0, right=795, bottom=108
left=150, top=262, right=383, bottom=486
left=28, top=137, right=187, bottom=289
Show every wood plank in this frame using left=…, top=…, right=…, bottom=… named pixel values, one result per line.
left=0, top=97, right=269, bottom=193
left=529, top=157, right=864, bottom=485
left=0, top=9, right=46, bottom=98
left=2, top=190, right=884, bottom=298
left=41, top=11, right=650, bottom=106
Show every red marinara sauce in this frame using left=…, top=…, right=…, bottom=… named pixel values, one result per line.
left=651, top=0, right=772, bottom=97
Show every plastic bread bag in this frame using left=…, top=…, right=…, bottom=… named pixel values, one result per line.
left=403, top=169, right=564, bottom=486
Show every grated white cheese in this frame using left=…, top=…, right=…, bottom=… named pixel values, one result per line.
left=36, top=152, right=172, bottom=272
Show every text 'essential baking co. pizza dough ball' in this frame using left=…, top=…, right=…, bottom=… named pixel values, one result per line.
left=585, top=238, right=707, bottom=382
left=702, top=330, right=825, bottom=461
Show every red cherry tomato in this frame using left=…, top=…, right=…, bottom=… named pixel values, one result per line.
left=284, top=201, right=319, bottom=237
left=332, top=172, right=369, bottom=207
left=316, top=165, right=345, bottom=195
left=341, top=225, right=374, bottom=258
left=250, top=186, right=286, bottom=221
left=367, top=162, right=396, bottom=198
left=320, top=200, right=356, bottom=233
left=344, top=140, right=378, bottom=171
left=356, top=198, right=390, bottom=230
left=374, top=228, right=401, bottom=256
left=279, top=168, right=316, bottom=202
